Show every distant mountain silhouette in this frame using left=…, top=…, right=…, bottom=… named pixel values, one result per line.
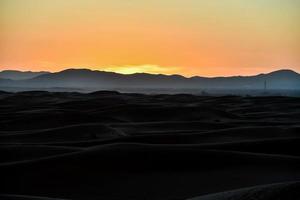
left=0, top=68, right=299, bottom=90
left=0, top=70, right=50, bottom=80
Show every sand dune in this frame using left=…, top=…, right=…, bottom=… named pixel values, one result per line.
left=0, top=194, right=69, bottom=200
left=0, top=91, right=299, bottom=199
left=188, top=181, right=300, bottom=200
left=1, top=144, right=300, bottom=199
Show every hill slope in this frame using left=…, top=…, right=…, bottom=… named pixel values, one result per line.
left=0, top=70, right=50, bottom=80
left=0, top=69, right=299, bottom=91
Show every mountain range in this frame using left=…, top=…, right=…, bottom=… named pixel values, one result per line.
left=0, top=70, right=50, bottom=80
left=0, top=69, right=299, bottom=92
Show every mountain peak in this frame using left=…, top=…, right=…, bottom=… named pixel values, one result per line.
left=267, top=69, right=299, bottom=75
left=60, top=68, right=93, bottom=73
left=261, top=69, right=299, bottom=80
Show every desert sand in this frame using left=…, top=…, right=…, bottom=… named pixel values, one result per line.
left=0, top=91, right=300, bottom=199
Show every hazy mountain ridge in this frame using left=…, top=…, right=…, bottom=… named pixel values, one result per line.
left=0, top=68, right=299, bottom=90
left=0, top=70, right=50, bottom=80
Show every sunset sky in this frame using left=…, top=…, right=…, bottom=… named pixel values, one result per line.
left=0, top=0, right=299, bottom=77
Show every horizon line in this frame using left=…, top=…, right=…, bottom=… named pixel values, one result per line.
left=0, top=67, right=299, bottom=79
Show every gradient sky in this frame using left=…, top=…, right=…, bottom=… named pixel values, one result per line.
left=1, top=0, right=299, bottom=77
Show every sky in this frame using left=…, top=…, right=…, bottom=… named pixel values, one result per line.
left=0, top=0, right=299, bottom=77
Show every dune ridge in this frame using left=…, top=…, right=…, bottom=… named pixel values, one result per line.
left=188, top=181, right=300, bottom=200
left=0, top=91, right=299, bottom=199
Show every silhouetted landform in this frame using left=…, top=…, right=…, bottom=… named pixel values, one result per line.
left=0, top=91, right=300, bottom=199
left=188, top=182, right=300, bottom=200
left=0, top=69, right=299, bottom=95
left=0, top=70, right=50, bottom=80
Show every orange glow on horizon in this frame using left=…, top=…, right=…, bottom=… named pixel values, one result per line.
left=0, top=0, right=299, bottom=77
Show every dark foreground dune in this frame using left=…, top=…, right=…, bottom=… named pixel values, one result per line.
left=0, top=91, right=300, bottom=199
